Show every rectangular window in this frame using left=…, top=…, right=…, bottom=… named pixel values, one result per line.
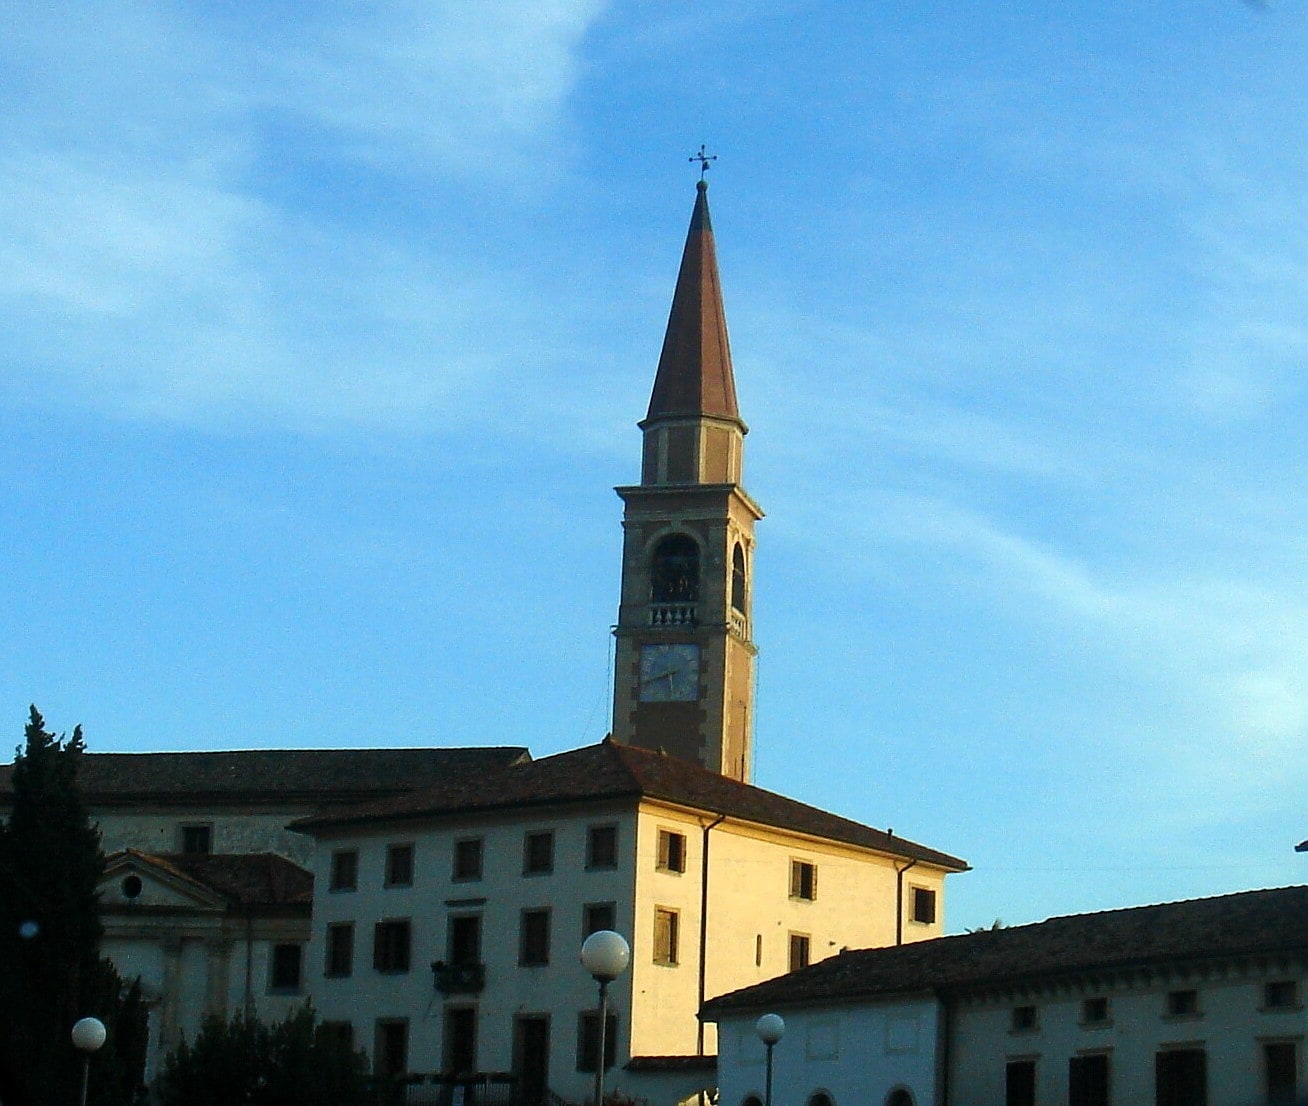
left=384, top=843, right=414, bottom=887
left=374, top=1019, right=408, bottom=1079
left=587, top=825, right=618, bottom=869
left=448, top=914, right=482, bottom=966
left=583, top=902, right=616, bottom=937
left=325, top=923, right=354, bottom=978
left=657, top=830, right=686, bottom=873
left=1265, top=1041, right=1297, bottom=1105
left=576, top=1011, right=617, bottom=1073
left=911, top=886, right=937, bottom=924
left=329, top=849, right=358, bottom=892
left=788, top=933, right=810, bottom=972
left=524, top=831, right=554, bottom=875
left=444, top=1008, right=477, bottom=1075
left=320, top=1021, right=353, bottom=1051
left=453, top=838, right=483, bottom=881
left=1010, top=1005, right=1038, bottom=1032
left=653, top=907, right=679, bottom=965
left=179, top=824, right=212, bottom=855
left=1156, top=1048, right=1206, bottom=1106
left=789, top=859, right=817, bottom=901
left=269, top=943, right=303, bottom=992
left=373, top=919, right=411, bottom=974
left=1005, top=1059, right=1036, bottom=1106
left=1081, top=997, right=1110, bottom=1025
left=1069, top=1054, right=1110, bottom=1106
left=520, top=908, right=551, bottom=966
left=1264, top=980, right=1299, bottom=1010
left=1165, top=989, right=1199, bottom=1017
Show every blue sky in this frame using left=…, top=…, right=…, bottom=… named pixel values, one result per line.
left=2, top=2, right=1305, bottom=933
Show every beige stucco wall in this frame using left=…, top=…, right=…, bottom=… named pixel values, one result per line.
left=95, top=806, right=316, bottom=863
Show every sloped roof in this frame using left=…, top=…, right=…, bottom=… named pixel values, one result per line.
left=702, top=884, right=1308, bottom=1016
left=292, top=740, right=966, bottom=870
left=0, top=747, right=529, bottom=806
left=110, top=849, right=313, bottom=907
left=644, top=180, right=742, bottom=428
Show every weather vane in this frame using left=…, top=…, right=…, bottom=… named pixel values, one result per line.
left=689, top=144, right=717, bottom=180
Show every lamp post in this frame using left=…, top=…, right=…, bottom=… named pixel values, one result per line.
left=580, top=930, right=630, bottom=1106
left=755, top=1013, right=785, bottom=1106
left=71, top=1016, right=107, bottom=1106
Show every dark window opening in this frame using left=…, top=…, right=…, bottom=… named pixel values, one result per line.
left=1265, top=1041, right=1297, bottom=1105
left=384, top=843, right=414, bottom=888
left=444, top=1008, right=477, bottom=1076
left=1166, top=989, right=1199, bottom=1017
left=1005, top=1060, right=1035, bottom=1106
left=1156, top=1048, right=1206, bottom=1106
left=520, top=908, right=551, bottom=966
left=448, top=914, right=482, bottom=966
left=657, top=830, right=686, bottom=873
left=912, top=887, right=936, bottom=924
left=1265, top=980, right=1299, bottom=1009
left=453, top=837, right=483, bottom=881
left=654, top=907, right=679, bottom=965
left=583, top=902, right=616, bottom=937
left=375, top=1020, right=408, bottom=1079
left=788, top=933, right=810, bottom=972
left=1069, top=1053, right=1109, bottom=1106
left=651, top=535, right=700, bottom=603
left=180, top=824, right=212, bottom=855
left=1081, top=997, right=1109, bottom=1025
left=330, top=850, right=358, bottom=892
left=325, top=923, right=354, bottom=977
left=790, top=860, right=817, bottom=900
left=269, top=943, right=302, bottom=992
left=1011, top=1006, right=1037, bottom=1032
left=373, top=919, right=411, bottom=974
left=587, top=824, right=618, bottom=869
left=524, top=831, right=554, bottom=875
left=731, top=543, right=747, bottom=612
left=576, top=1011, right=617, bottom=1073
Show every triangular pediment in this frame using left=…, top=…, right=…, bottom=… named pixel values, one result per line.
left=101, top=850, right=228, bottom=911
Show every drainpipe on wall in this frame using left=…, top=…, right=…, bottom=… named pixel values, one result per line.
left=696, top=812, right=727, bottom=1057
left=243, top=908, right=256, bottom=1014
left=938, top=991, right=953, bottom=1106
left=894, top=857, right=918, bottom=947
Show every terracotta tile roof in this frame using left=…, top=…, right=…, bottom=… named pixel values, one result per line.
left=1, top=747, right=529, bottom=806
left=112, top=849, right=313, bottom=907
left=291, top=740, right=967, bottom=870
left=644, top=180, right=742, bottom=428
left=702, top=884, right=1308, bottom=1016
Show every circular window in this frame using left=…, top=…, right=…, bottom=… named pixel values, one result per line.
left=121, top=875, right=143, bottom=899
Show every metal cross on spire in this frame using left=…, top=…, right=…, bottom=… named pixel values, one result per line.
left=689, top=144, right=718, bottom=180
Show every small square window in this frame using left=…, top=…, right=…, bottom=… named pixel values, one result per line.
left=453, top=838, right=483, bottom=881
left=524, top=831, right=554, bottom=875
left=330, top=850, right=358, bottom=892
left=373, top=919, right=412, bottom=974
left=384, top=844, right=414, bottom=887
left=911, top=887, right=936, bottom=924
left=657, top=830, right=686, bottom=873
left=790, top=860, right=817, bottom=901
left=788, top=933, right=810, bottom=972
left=1010, top=1005, right=1038, bottom=1032
left=179, top=824, right=212, bottom=855
left=1081, top=996, right=1109, bottom=1025
left=325, top=923, right=354, bottom=978
left=1166, top=989, right=1199, bottom=1018
left=520, top=909, right=551, bottom=966
left=587, top=825, right=618, bottom=870
left=269, top=943, right=303, bottom=992
left=1264, top=980, right=1299, bottom=1010
left=583, top=902, right=617, bottom=937
left=653, top=907, right=679, bottom=965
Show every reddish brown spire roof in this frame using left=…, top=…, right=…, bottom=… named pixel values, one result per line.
left=644, top=181, right=742, bottom=427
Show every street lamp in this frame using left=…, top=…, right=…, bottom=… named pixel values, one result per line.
left=580, top=930, right=630, bottom=1106
left=71, top=1016, right=107, bottom=1106
left=755, top=1013, right=785, bottom=1106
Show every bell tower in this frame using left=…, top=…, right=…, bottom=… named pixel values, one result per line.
left=611, top=180, right=763, bottom=782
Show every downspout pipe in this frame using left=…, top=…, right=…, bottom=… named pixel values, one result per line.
left=894, top=857, right=918, bottom=947
left=696, top=813, right=728, bottom=1057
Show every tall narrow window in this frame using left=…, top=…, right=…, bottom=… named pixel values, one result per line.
left=325, top=923, right=354, bottom=977
left=444, top=1008, right=478, bottom=1075
left=911, top=887, right=936, bottom=924
left=520, top=908, right=551, bottom=966
left=657, top=830, right=686, bottom=873
left=373, top=920, right=411, bottom=974
left=1068, top=1053, right=1109, bottom=1106
left=330, top=850, right=358, bottom=892
left=586, top=825, right=618, bottom=869
left=653, top=907, right=679, bottom=965
left=1156, top=1048, right=1206, bottom=1106
left=1265, top=1042, right=1297, bottom=1105
left=385, top=843, right=414, bottom=887
left=1005, top=1060, right=1035, bottom=1106
left=651, top=535, right=699, bottom=603
left=524, top=831, right=554, bottom=875
left=788, top=933, right=810, bottom=972
left=374, top=1020, right=409, bottom=1079
left=448, top=914, right=482, bottom=966
left=790, top=860, right=817, bottom=900
left=576, top=1011, right=617, bottom=1073
left=453, top=838, right=483, bottom=881
left=731, top=543, right=747, bottom=612
left=269, top=944, right=303, bottom=992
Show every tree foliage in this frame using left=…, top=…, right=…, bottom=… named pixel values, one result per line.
left=156, top=1005, right=371, bottom=1106
left=0, top=706, right=147, bottom=1106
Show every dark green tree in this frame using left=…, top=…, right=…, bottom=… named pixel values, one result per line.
left=156, top=1005, right=371, bottom=1106
left=0, top=706, right=146, bottom=1106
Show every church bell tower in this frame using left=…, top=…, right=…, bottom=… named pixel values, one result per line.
left=611, top=179, right=763, bottom=782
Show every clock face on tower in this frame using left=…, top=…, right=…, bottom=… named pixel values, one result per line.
left=639, top=643, right=700, bottom=702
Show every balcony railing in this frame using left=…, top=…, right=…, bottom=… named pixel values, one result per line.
left=432, top=961, right=485, bottom=995
left=649, top=603, right=696, bottom=627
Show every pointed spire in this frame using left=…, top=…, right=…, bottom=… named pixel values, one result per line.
left=643, top=181, right=742, bottom=427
